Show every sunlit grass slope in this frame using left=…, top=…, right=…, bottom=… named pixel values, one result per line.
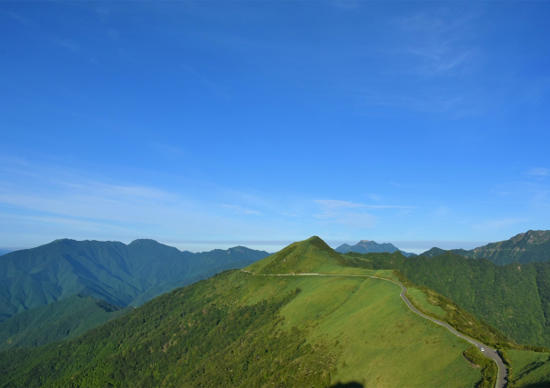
left=0, top=236, right=482, bottom=387
left=240, top=274, right=481, bottom=387
left=247, top=236, right=393, bottom=276
left=505, top=348, right=550, bottom=387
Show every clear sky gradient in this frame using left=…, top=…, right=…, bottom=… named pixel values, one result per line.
left=1, top=1, right=550, bottom=253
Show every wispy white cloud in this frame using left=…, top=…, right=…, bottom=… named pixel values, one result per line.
left=221, top=204, right=262, bottom=216
left=314, top=199, right=415, bottom=229
left=150, top=142, right=185, bottom=159
left=2, top=10, right=38, bottom=29
left=53, top=38, right=79, bottom=52
left=473, top=218, right=529, bottom=232
left=315, top=199, right=417, bottom=210
left=527, top=167, right=550, bottom=177
left=315, top=199, right=365, bottom=210
left=0, top=157, right=279, bottom=249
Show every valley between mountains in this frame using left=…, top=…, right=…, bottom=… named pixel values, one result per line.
left=2, top=234, right=550, bottom=387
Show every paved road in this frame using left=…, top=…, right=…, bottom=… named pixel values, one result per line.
left=370, top=276, right=507, bottom=388
left=242, top=270, right=507, bottom=388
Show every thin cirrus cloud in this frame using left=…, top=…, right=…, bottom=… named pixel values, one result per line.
left=527, top=167, right=550, bottom=177
left=314, top=199, right=417, bottom=229
left=315, top=199, right=417, bottom=210
left=473, top=218, right=530, bottom=233
left=220, top=204, right=262, bottom=216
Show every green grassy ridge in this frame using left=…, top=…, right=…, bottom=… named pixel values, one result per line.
left=0, top=262, right=484, bottom=387
left=0, top=239, right=268, bottom=323
left=343, top=250, right=550, bottom=348
left=0, top=294, right=130, bottom=351
left=247, top=236, right=342, bottom=275
left=339, top=254, right=516, bottom=349
left=342, top=249, right=550, bottom=388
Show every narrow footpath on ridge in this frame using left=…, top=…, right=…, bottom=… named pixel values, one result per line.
left=241, top=270, right=507, bottom=388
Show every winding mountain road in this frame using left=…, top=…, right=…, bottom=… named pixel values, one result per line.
left=242, top=270, right=507, bottom=388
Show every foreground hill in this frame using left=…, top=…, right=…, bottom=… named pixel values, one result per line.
left=0, top=237, right=499, bottom=388
left=335, top=240, right=415, bottom=257
left=0, top=294, right=130, bottom=351
left=421, top=230, right=550, bottom=265
left=344, top=250, right=550, bottom=348
left=0, top=239, right=269, bottom=322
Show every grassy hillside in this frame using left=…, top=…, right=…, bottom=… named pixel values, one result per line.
left=504, top=348, right=550, bottom=387
left=0, top=239, right=268, bottom=322
left=0, top=237, right=489, bottom=388
left=0, top=294, right=130, bottom=351
left=344, top=250, right=550, bottom=347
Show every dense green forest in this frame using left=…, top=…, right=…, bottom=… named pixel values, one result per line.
left=0, top=272, right=337, bottom=388
left=0, top=238, right=268, bottom=322
left=0, top=294, right=130, bottom=351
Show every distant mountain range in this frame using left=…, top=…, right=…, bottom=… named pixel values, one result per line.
left=0, top=238, right=269, bottom=323
left=0, top=249, right=11, bottom=256
left=421, top=230, right=550, bottom=265
left=335, top=239, right=415, bottom=257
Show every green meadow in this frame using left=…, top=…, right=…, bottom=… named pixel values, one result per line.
left=240, top=273, right=481, bottom=387
left=505, top=349, right=550, bottom=387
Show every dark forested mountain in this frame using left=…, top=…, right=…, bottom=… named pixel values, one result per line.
left=420, top=230, right=550, bottom=265
left=0, top=239, right=269, bottom=323
left=335, top=239, right=415, bottom=257
left=0, top=294, right=130, bottom=351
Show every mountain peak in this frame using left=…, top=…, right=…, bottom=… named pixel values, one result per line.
left=129, top=239, right=160, bottom=246
left=246, top=236, right=340, bottom=274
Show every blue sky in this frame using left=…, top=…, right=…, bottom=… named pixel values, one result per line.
left=1, top=1, right=550, bottom=253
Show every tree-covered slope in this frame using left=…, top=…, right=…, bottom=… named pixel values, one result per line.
left=0, top=239, right=269, bottom=322
left=345, top=250, right=550, bottom=347
left=421, top=230, right=550, bottom=265
left=0, top=294, right=130, bottom=351
left=465, top=230, right=550, bottom=265
left=0, top=237, right=493, bottom=388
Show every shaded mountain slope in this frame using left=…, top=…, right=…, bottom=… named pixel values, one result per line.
left=0, top=239, right=268, bottom=322
left=0, top=294, right=130, bottom=351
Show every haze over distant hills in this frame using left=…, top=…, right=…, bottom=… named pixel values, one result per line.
left=0, top=249, right=11, bottom=256
left=335, top=239, right=415, bottom=257
left=0, top=238, right=269, bottom=323
left=421, top=230, right=550, bottom=265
